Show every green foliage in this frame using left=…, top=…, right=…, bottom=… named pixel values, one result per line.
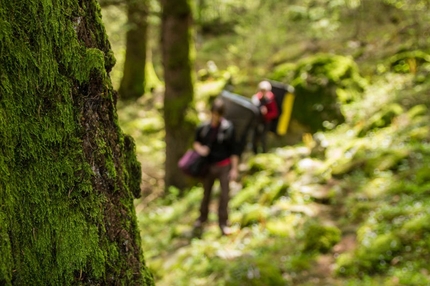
left=193, top=0, right=254, bottom=35
left=239, top=204, right=269, bottom=228
left=301, top=220, right=341, bottom=254
left=336, top=197, right=430, bottom=276
left=335, top=142, right=430, bottom=280
left=247, top=153, right=287, bottom=174
left=388, top=50, right=430, bottom=74
left=258, top=179, right=289, bottom=206
left=356, top=103, right=404, bottom=137
left=229, top=175, right=271, bottom=208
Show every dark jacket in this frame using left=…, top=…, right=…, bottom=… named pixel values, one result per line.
left=195, top=118, right=239, bottom=164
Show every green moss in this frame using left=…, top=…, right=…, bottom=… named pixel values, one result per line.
left=226, top=256, right=285, bottom=286
left=123, top=135, right=143, bottom=198
left=357, top=103, right=404, bottom=137
left=240, top=205, right=269, bottom=227
left=388, top=50, right=430, bottom=74
left=230, top=175, right=272, bottom=208
left=302, top=220, right=341, bottom=254
left=0, top=0, right=153, bottom=285
left=258, top=180, right=289, bottom=206
left=247, top=153, right=286, bottom=175
left=272, top=54, right=367, bottom=132
left=338, top=233, right=402, bottom=275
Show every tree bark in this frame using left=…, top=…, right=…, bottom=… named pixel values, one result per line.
left=160, top=0, right=196, bottom=190
left=118, top=0, right=149, bottom=101
left=0, top=0, right=153, bottom=285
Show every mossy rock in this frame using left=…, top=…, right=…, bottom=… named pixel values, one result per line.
left=302, top=221, right=341, bottom=254
left=247, top=153, right=287, bottom=174
left=353, top=233, right=401, bottom=274
left=258, top=180, right=289, bottom=206
left=345, top=199, right=377, bottom=224
left=266, top=218, right=295, bottom=237
left=272, top=54, right=367, bottom=133
left=330, top=142, right=369, bottom=176
left=230, top=176, right=272, bottom=208
left=240, top=205, right=269, bottom=228
left=270, top=62, right=296, bottom=82
left=230, top=187, right=261, bottom=209
left=334, top=252, right=358, bottom=276
left=356, top=103, right=404, bottom=137
left=364, top=148, right=410, bottom=174
left=226, top=257, right=285, bottom=286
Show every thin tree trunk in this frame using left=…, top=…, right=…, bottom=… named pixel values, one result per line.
left=0, top=0, right=153, bottom=284
left=119, top=0, right=149, bottom=101
left=160, top=0, right=196, bottom=190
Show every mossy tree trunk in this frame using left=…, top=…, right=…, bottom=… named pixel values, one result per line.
left=161, top=0, right=196, bottom=190
left=118, top=0, right=149, bottom=101
left=0, top=1, right=153, bottom=285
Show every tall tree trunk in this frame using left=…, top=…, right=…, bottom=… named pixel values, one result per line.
left=0, top=1, right=153, bottom=285
left=160, top=0, right=196, bottom=190
left=118, top=0, right=148, bottom=101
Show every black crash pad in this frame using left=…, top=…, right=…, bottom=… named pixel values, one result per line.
left=220, top=90, right=260, bottom=155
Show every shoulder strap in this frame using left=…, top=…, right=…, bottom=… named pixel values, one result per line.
left=217, top=119, right=233, bottom=142
left=199, top=122, right=211, bottom=138
left=199, top=122, right=217, bottom=147
left=200, top=119, right=234, bottom=145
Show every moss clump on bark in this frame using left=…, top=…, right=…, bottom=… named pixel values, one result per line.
left=0, top=0, right=153, bottom=285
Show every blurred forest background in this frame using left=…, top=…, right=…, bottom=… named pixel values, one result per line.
left=101, top=0, right=430, bottom=285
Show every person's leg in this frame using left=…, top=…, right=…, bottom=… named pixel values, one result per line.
left=218, top=165, right=231, bottom=234
left=261, top=122, right=270, bottom=153
left=197, top=165, right=216, bottom=224
left=252, top=125, right=259, bottom=154
left=252, top=122, right=263, bottom=154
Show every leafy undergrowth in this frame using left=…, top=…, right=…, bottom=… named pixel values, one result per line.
left=119, top=73, right=430, bottom=286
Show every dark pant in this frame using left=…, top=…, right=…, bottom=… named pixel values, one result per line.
left=198, top=163, right=231, bottom=227
left=252, top=121, right=270, bottom=154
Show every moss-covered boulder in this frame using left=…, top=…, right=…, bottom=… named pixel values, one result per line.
left=302, top=220, right=341, bottom=254
left=271, top=54, right=367, bottom=133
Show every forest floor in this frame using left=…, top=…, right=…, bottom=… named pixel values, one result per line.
left=136, top=148, right=359, bottom=285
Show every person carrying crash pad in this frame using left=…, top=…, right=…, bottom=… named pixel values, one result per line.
left=251, top=80, right=279, bottom=154
left=192, top=98, right=240, bottom=236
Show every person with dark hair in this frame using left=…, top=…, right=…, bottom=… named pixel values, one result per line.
left=251, top=81, right=279, bottom=153
left=193, top=98, right=240, bottom=236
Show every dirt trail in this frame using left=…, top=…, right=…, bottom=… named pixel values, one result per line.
left=296, top=181, right=358, bottom=285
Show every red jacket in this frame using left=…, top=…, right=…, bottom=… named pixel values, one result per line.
left=252, top=91, right=279, bottom=122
